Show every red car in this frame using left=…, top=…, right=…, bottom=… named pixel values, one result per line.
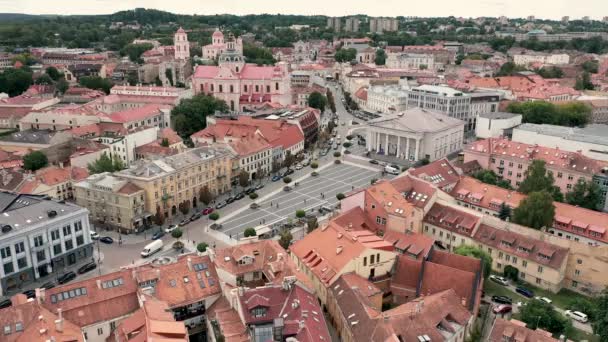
left=493, top=304, right=512, bottom=314
left=202, top=207, right=214, bottom=215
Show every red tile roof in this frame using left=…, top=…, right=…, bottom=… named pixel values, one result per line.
left=206, top=297, right=249, bottom=342
left=383, top=230, right=435, bottom=259
left=489, top=318, right=558, bottom=342
left=408, top=158, right=460, bottom=191
left=108, top=104, right=170, bottom=124
left=424, top=202, right=481, bottom=237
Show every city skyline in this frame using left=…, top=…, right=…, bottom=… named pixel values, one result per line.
left=0, top=0, right=606, bottom=20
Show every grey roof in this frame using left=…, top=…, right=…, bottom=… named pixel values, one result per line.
left=0, top=129, right=55, bottom=144
left=515, top=123, right=608, bottom=146
left=368, top=107, right=465, bottom=133
left=0, top=192, right=84, bottom=233
left=479, top=112, right=522, bottom=120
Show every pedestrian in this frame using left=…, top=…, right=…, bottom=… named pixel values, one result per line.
left=304, top=199, right=307, bottom=204
left=270, top=201, right=273, bottom=206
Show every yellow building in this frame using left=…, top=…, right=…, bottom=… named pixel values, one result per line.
left=116, top=146, right=234, bottom=218
left=74, top=172, right=147, bottom=233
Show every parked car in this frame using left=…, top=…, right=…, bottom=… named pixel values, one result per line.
left=244, top=188, right=255, bottom=194
left=99, top=236, right=114, bottom=244
left=235, top=192, right=245, bottom=200
left=489, top=275, right=509, bottom=286
left=295, top=163, right=303, bottom=170
left=250, top=203, right=260, bottom=209
left=271, top=175, right=282, bottom=182
left=254, top=184, right=264, bottom=190
left=77, top=262, right=97, bottom=274
left=57, top=271, right=76, bottom=285
left=284, top=169, right=294, bottom=176
left=226, top=196, right=236, bottom=204
left=41, top=281, right=55, bottom=290
left=190, top=213, right=202, bottom=221
left=515, top=286, right=534, bottom=298
left=202, top=207, right=214, bottom=215
left=165, top=224, right=179, bottom=233
left=22, top=289, right=36, bottom=299
left=210, top=223, right=222, bottom=230
left=215, top=201, right=227, bottom=209
left=90, top=231, right=100, bottom=240
left=534, top=296, right=553, bottom=305
left=493, top=304, right=513, bottom=314
left=491, top=295, right=512, bottom=304
left=565, top=310, right=588, bottom=323
left=178, top=219, right=190, bottom=226
left=369, top=159, right=379, bottom=165
left=151, top=230, right=165, bottom=240
left=283, top=186, right=292, bottom=192
left=0, top=299, right=11, bottom=309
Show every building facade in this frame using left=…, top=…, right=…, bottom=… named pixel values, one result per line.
left=406, top=85, right=475, bottom=132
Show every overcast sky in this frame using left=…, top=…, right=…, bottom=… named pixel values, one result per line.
left=0, top=0, right=606, bottom=20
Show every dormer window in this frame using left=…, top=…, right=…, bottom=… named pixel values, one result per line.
left=251, top=307, right=266, bottom=317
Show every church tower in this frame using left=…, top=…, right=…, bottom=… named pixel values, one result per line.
left=174, top=27, right=190, bottom=60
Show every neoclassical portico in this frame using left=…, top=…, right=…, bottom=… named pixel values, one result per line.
left=367, top=130, right=423, bottom=161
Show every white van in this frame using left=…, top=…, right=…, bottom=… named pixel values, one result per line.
left=141, top=240, right=163, bottom=258
left=565, top=310, right=588, bottom=323
left=384, top=165, right=400, bottom=175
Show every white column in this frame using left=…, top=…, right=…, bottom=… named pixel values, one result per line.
left=366, top=130, right=372, bottom=151
left=414, top=138, right=420, bottom=161
left=405, top=137, right=410, bottom=160
left=385, top=134, right=389, bottom=155
left=396, top=136, right=401, bottom=158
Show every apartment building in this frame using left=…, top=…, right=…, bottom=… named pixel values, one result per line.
left=369, top=17, right=399, bottom=33
left=0, top=193, right=94, bottom=297
left=19, top=103, right=107, bottom=131
left=385, top=52, right=435, bottom=70
left=512, top=52, right=570, bottom=66
left=74, top=173, right=147, bottom=233
left=344, top=17, right=360, bottom=32
left=116, top=146, right=234, bottom=219
left=0, top=93, right=59, bottom=129
left=326, top=17, right=342, bottom=31
left=406, top=85, right=475, bottom=132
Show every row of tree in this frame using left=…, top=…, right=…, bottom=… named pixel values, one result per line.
left=506, top=101, right=591, bottom=127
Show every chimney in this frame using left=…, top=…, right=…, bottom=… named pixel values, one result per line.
left=96, top=279, right=102, bottom=289
left=461, top=297, right=467, bottom=308
left=187, top=257, right=192, bottom=271
left=36, top=288, right=46, bottom=304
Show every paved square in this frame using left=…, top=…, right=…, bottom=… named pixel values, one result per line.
left=219, top=163, right=383, bottom=238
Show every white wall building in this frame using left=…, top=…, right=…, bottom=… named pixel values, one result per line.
left=513, top=53, right=570, bottom=66
left=385, top=52, right=436, bottom=70
left=475, top=112, right=523, bottom=139
left=406, top=85, right=474, bottom=132
left=365, top=108, right=465, bottom=162
left=365, top=83, right=410, bottom=113
left=0, top=194, right=94, bottom=297
left=95, top=126, right=159, bottom=164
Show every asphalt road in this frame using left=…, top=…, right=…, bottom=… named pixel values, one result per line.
left=219, top=162, right=384, bottom=238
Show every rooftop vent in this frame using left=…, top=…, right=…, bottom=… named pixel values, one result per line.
left=47, top=210, right=57, bottom=218
left=1, top=225, right=12, bottom=233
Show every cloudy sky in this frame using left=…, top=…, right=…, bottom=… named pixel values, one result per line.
left=0, top=0, right=606, bottom=20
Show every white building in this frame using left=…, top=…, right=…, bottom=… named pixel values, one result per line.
left=469, top=92, right=502, bottom=130
left=365, top=107, right=465, bottom=162
left=512, top=123, right=608, bottom=162
left=513, top=53, right=570, bottom=66
left=0, top=193, right=93, bottom=297
left=385, top=52, right=436, bottom=70
left=365, top=83, right=410, bottom=113
left=78, top=125, right=159, bottom=164
left=406, top=85, right=474, bottom=132
left=475, top=112, right=523, bottom=139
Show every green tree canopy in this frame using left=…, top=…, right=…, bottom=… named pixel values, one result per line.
left=334, top=48, right=357, bottom=63
left=244, top=227, right=257, bottom=237
left=307, top=91, right=327, bottom=111
left=575, top=71, right=594, bottom=90
left=171, top=228, right=183, bottom=240
left=197, top=242, right=209, bottom=253
left=565, top=178, right=602, bottom=211
left=496, top=61, right=527, bottom=76
left=34, top=74, right=53, bottom=85
left=0, top=68, right=33, bottom=96
left=498, top=203, right=512, bottom=221
left=23, top=151, right=48, bottom=171
left=45, top=66, right=63, bottom=81
left=374, top=49, right=386, bottom=65
left=581, top=60, right=599, bottom=73
left=243, top=44, right=276, bottom=65
left=454, top=245, right=492, bottom=279
left=518, top=160, right=562, bottom=201
left=536, top=66, right=564, bottom=78
left=87, top=152, right=125, bottom=174
left=56, top=79, right=69, bottom=94
left=79, top=76, right=113, bottom=94
left=199, top=186, right=213, bottom=205
left=520, top=299, right=571, bottom=335
left=512, top=191, right=556, bottom=230
left=279, top=229, right=293, bottom=249
left=506, top=101, right=590, bottom=127
left=592, top=288, right=608, bottom=339
left=120, top=43, right=154, bottom=63
left=171, top=94, right=228, bottom=138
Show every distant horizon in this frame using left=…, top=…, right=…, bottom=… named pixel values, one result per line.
left=0, top=0, right=606, bottom=21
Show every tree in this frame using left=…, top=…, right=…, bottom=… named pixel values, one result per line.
left=575, top=71, right=594, bottom=90
left=295, top=209, right=306, bottom=218
left=567, top=297, right=597, bottom=322
left=594, top=288, right=608, bottom=340
left=243, top=44, right=276, bottom=65
left=238, top=170, right=250, bottom=187
left=23, top=151, right=48, bottom=171
left=334, top=48, right=357, bottom=63
left=454, top=245, right=492, bottom=279
left=581, top=60, right=599, bottom=73
left=197, top=242, right=209, bottom=253
left=503, top=265, right=519, bottom=281
left=310, top=162, right=318, bottom=169
left=507, top=101, right=590, bottom=127
left=308, top=91, right=327, bottom=111
left=333, top=151, right=341, bottom=158
left=336, top=193, right=345, bottom=200
left=0, top=68, right=33, bottom=96
left=283, top=151, right=296, bottom=170
left=566, top=178, right=602, bottom=211
left=244, top=227, right=257, bottom=237
left=160, top=138, right=170, bottom=147
left=179, top=201, right=190, bottom=215
left=56, top=79, right=69, bottom=94
left=536, top=66, right=564, bottom=78
left=307, top=217, right=318, bottom=233
left=512, top=191, right=556, bottom=230
left=87, top=152, right=124, bottom=174
left=120, top=43, right=153, bottom=62
left=326, top=89, right=337, bottom=113
left=199, top=186, right=213, bottom=205
left=171, top=94, right=228, bottom=138
left=209, top=212, right=220, bottom=220
left=34, top=74, right=53, bottom=85
left=520, top=299, right=571, bottom=335
left=498, top=203, right=512, bottom=221
left=518, top=160, right=561, bottom=201
left=164, top=68, right=174, bottom=86
left=153, top=207, right=165, bottom=226
left=496, top=61, right=527, bottom=76
left=45, top=66, right=63, bottom=81
left=374, top=49, right=386, bottom=65
left=171, top=228, right=183, bottom=240
left=279, top=229, right=293, bottom=249
left=283, top=177, right=292, bottom=184
left=79, top=76, right=113, bottom=94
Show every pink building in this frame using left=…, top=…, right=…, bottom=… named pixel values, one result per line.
left=464, top=137, right=607, bottom=194
left=202, top=29, right=243, bottom=60
left=192, top=34, right=291, bottom=112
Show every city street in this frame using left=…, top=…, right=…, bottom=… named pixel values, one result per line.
left=218, top=162, right=385, bottom=238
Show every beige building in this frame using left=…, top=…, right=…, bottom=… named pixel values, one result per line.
left=116, top=146, right=234, bottom=219
left=74, top=172, right=148, bottom=232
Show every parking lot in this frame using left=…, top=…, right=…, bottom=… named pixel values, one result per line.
left=219, top=163, right=385, bottom=239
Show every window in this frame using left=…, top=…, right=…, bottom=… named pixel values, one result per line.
left=53, top=244, right=62, bottom=255
left=51, top=230, right=59, bottom=240
left=97, top=328, right=103, bottom=335
left=537, top=265, right=543, bottom=273
left=572, top=280, right=578, bottom=288
left=536, top=278, right=542, bottom=285
left=17, top=257, right=27, bottom=269
left=363, top=257, right=367, bottom=266
left=577, top=259, right=582, bottom=264
left=0, top=247, right=10, bottom=259
left=110, top=321, right=116, bottom=331
left=65, top=240, right=74, bottom=251
left=575, top=269, right=581, bottom=276
left=37, top=251, right=45, bottom=263
left=3, top=325, right=10, bottom=335
left=15, top=322, right=22, bottom=332
left=377, top=253, right=380, bottom=263
left=512, top=257, right=517, bottom=264
left=14, top=242, right=25, bottom=254
left=251, top=307, right=266, bottom=317
left=497, top=263, right=502, bottom=269
left=498, top=252, right=503, bottom=259
left=76, top=235, right=84, bottom=246
left=3, top=262, right=13, bottom=274
left=505, top=255, right=510, bottom=262
left=74, top=221, right=83, bottom=232
left=522, top=260, right=527, bottom=267
left=370, top=254, right=375, bottom=264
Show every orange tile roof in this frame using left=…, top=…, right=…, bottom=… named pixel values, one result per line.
left=451, top=176, right=526, bottom=210
left=206, top=297, right=249, bottom=342
left=490, top=318, right=558, bottom=342
left=424, top=202, right=481, bottom=237
left=383, top=231, right=435, bottom=259
left=408, top=158, right=460, bottom=190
